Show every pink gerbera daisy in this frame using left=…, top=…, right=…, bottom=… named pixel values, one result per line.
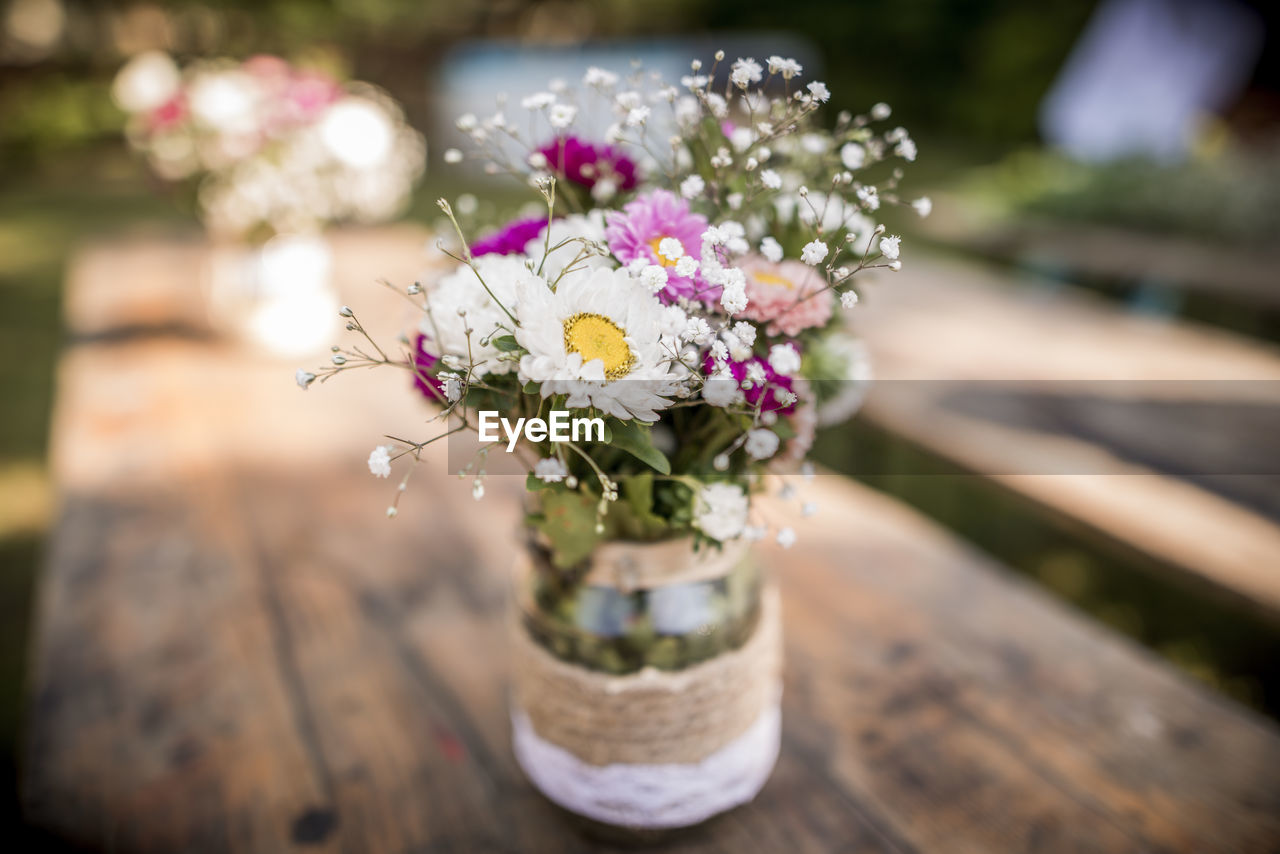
left=740, top=256, right=833, bottom=336
left=605, top=189, right=713, bottom=305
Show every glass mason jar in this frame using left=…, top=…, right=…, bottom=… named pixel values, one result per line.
left=509, top=532, right=782, bottom=835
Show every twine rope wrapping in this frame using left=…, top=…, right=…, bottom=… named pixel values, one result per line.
left=511, top=585, right=782, bottom=767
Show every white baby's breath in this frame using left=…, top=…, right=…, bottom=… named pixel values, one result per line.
left=879, top=234, right=901, bottom=260
left=800, top=240, right=828, bottom=266
left=694, top=482, right=749, bottom=542
left=368, top=445, right=393, bottom=478
left=769, top=343, right=802, bottom=376
left=679, top=174, right=705, bottom=199
left=759, top=236, right=783, bottom=262
left=745, top=429, right=780, bottom=460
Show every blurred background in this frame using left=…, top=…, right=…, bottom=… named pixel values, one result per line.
left=2, top=0, right=1278, bottom=842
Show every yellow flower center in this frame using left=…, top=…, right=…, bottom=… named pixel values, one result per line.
left=647, top=235, right=679, bottom=268
left=562, top=312, right=635, bottom=380
left=753, top=271, right=796, bottom=290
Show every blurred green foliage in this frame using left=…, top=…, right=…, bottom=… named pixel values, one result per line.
left=696, top=0, right=1095, bottom=140
left=1, top=0, right=1098, bottom=164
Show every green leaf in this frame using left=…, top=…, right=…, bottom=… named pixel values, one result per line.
left=492, top=334, right=520, bottom=352
left=535, top=490, right=602, bottom=569
left=526, top=473, right=558, bottom=492
left=606, top=418, right=671, bottom=475
left=606, top=473, right=668, bottom=539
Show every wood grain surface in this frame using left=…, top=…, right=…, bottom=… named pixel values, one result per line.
left=21, top=230, right=1280, bottom=853
left=853, top=254, right=1280, bottom=620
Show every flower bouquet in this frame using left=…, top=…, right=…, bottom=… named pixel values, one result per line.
left=112, top=51, right=426, bottom=355
left=301, top=50, right=925, bottom=832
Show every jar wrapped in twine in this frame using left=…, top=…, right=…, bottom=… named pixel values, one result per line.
left=510, top=536, right=782, bottom=831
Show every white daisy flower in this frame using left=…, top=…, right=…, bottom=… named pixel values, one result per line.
left=419, top=255, right=531, bottom=378
left=522, top=211, right=610, bottom=283
left=515, top=267, right=681, bottom=422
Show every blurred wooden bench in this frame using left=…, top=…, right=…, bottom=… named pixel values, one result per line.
left=22, top=228, right=1280, bottom=852
left=920, top=202, right=1280, bottom=310
left=854, top=253, right=1280, bottom=621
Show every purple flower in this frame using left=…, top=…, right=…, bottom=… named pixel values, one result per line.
left=605, top=189, right=713, bottom=305
left=472, top=216, right=548, bottom=257
left=536, top=136, right=638, bottom=192
left=702, top=352, right=798, bottom=415
left=411, top=333, right=445, bottom=401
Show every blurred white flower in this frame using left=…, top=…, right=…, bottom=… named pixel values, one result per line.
left=534, top=457, right=568, bottom=483
left=694, top=483, right=749, bottom=542
left=680, top=174, right=705, bottom=199
left=112, top=51, right=181, bottom=113
left=745, top=429, right=780, bottom=460
left=321, top=97, right=394, bottom=169
left=769, top=343, right=802, bottom=376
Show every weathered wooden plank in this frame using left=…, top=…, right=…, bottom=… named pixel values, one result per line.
left=776, top=474, right=1280, bottom=853
left=854, top=254, right=1280, bottom=618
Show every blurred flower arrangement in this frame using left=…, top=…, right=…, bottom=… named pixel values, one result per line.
left=301, top=49, right=929, bottom=832
left=307, top=51, right=926, bottom=564
left=112, top=51, right=425, bottom=241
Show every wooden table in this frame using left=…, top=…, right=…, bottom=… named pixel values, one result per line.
left=23, top=229, right=1280, bottom=853
left=853, top=253, right=1280, bottom=621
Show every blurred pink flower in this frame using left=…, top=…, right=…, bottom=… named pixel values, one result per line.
left=740, top=256, right=833, bottom=337
left=148, top=94, right=187, bottom=131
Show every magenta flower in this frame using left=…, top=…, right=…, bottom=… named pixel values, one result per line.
left=605, top=190, right=712, bottom=304
left=411, top=333, right=445, bottom=402
left=702, top=352, right=798, bottom=415
left=472, top=216, right=549, bottom=257
left=536, top=136, right=638, bottom=193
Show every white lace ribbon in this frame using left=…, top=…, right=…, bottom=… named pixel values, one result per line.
left=511, top=700, right=781, bottom=829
